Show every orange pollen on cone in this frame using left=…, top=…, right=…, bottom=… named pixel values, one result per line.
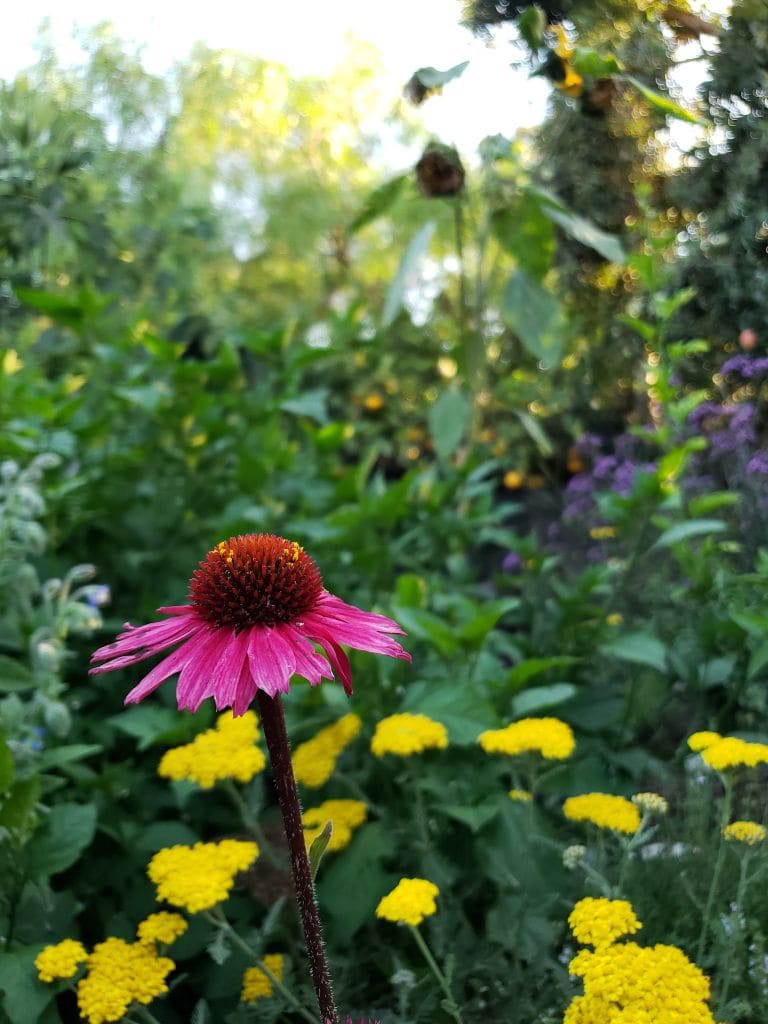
left=190, top=534, right=323, bottom=629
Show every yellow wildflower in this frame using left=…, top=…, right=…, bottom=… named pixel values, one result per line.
left=563, top=793, right=640, bottom=834
left=478, top=717, right=575, bottom=760
left=700, top=736, right=768, bottom=771
left=241, top=953, right=284, bottom=1002
left=568, top=898, right=642, bottom=949
left=2, top=349, right=23, bottom=375
left=303, top=799, right=368, bottom=852
left=503, top=470, right=525, bottom=490
left=158, top=711, right=265, bottom=789
left=137, top=912, right=188, bottom=946
left=632, top=792, right=668, bottom=816
left=371, top=713, right=448, bottom=757
left=35, top=939, right=88, bottom=982
left=589, top=526, right=616, bottom=540
left=723, top=821, right=767, bottom=845
left=508, top=789, right=532, bottom=802
left=147, top=839, right=258, bottom=913
left=292, top=713, right=362, bottom=788
left=606, top=613, right=623, bottom=626
left=76, top=938, right=174, bottom=1024
left=376, top=878, right=439, bottom=927
left=687, top=731, right=722, bottom=752
left=363, top=393, right=384, bottom=411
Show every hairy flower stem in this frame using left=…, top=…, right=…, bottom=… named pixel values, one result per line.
left=408, top=924, right=465, bottom=1024
left=257, top=691, right=338, bottom=1024
left=696, top=775, right=733, bottom=965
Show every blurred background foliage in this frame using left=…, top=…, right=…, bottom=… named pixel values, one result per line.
left=2, top=0, right=768, bottom=1021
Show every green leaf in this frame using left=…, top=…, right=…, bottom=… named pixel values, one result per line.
left=38, top=744, right=102, bottom=770
left=412, top=61, right=470, bottom=89
left=491, top=195, right=555, bottom=280
left=428, top=388, right=471, bottom=462
left=730, top=609, right=768, bottom=636
left=109, top=705, right=185, bottom=750
left=309, top=820, right=333, bottom=879
left=318, top=823, right=398, bottom=942
left=390, top=606, right=457, bottom=656
left=280, top=388, right=329, bottom=424
left=653, top=519, right=727, bottom=548
left=517, top=5, right=547, bottom=50
left=512, top=683, right=577, bottom=716
left=439, top=800, right=501, bottom=833
left=699, top=656, right=735, bottom=689
left=25, top=802, right=97, bottom=876
left=0, top=776, right=40, bottom=831
left=600, top=632, right=668, bottom=672
left=0, top=737, right=14, bottom=796
left=688, top=492, right=739, bottom=517
left=457, top=598, right=519, bottom=642
left=748, top=640, right=768, bottom=681
left=135, top=821, right=200, bottom=854
left=395, top=574, right=427, bottom=608
left=625, top=76, right=701, bottom=124
left=0, top=655, right=36, bottom=693
left=539, top=199, right=626, bottom=264
left=507, top=657, right=578, bottom=688
left=402, top=679, right=498, bottom=745
left=572, top=48, right=623, bottom=78
left=501, top=270, right=565, bottom=364
left=618, top=314, right=656, bottom=342
left=207, top=929, right=231, bottom=966
left=382, top=222, right=435, bottom=327
left=514, top=409, right=554, bottom=456
left=191, top=1000, right=212, bottom=1024
left=0, top=946, right=52, bottom=1024
left=349, top=174, right=408, bottom=233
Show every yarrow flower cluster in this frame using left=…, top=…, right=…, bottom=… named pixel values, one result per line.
left=687, top=731, right=722, bottom=752
left=508, top=788, right=532, bottom=802
left=136, top=912, right=188, bottom=946
left=371, top=712, right=448, bottom=757
left=158, top=711, right=265, bottom=788
left=90, top=533, right=409, bottom=714
left=241, top=954, right=285, bottom=1002
left=632, top=792, right=669, bottom=816
left=148, top=839, right=259, bottom=912
left=563, top=793, right=641, bottom=835
left=478, top=717, right=575, bottom=760
left=690, top=733, right=768, bottom=771
left=292, top=713, right=362, bottom=787
left=76, top=938, right=175, bottom=1024
left=567, top=898, right=641, bottom=949
left=376, top=878, right=440, bottom=927
left=34, top=939, right=88, bottom=982
left=302, top=799, right=368, bottom=852
left=723, top=821, right=767, bottom=845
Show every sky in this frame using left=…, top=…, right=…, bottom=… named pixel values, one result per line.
left=0, top=0, right=550, bottom=157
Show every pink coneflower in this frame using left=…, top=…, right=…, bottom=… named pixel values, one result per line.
left=90, top=533, right=410, bottom=714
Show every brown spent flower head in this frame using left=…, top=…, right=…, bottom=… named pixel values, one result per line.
left=416, top=145, right=465, bottom=198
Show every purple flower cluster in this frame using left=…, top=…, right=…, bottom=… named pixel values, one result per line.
left=562, top=432, right=657, bottom=521
left=687, top=402, right=756, bottom=456
left=720, top=355, right=768, bottom=379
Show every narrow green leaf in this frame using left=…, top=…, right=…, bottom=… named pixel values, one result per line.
left=600, top=632, right=668, bottom=672
left=413, top=61, right=470, bottom=89
left=512, top=682, right=577, bottom=716
left=309, top=821, right=333, bottom=880
left=540, top=203, right=626, bottom=264
left=572, top=48, right=623, bottom=77
left=382, top=222, right=435, bottom=327
left=0, top=738, right=13, bottom=796
left=653, top=519, right=727, bottom=548
left=625, top=76, right=701, bottom=124
left=748, top=640, right=768, bottom=681
left=349, top=174, right=408, bottom=233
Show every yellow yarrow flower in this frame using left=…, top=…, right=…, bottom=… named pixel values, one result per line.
left=563, top=793, right=640, bottom=835
left=478, top=717, right=575, bottom=760
left=589, top=526, right=616, bottom=540
left=292, top=713, right=362, bottom=788
left=508, top=789, right=532, bottom=803
left=148, top=839, right=258, bottom=913
left=158, top=711, right=266, bottom=789
left=76, top=938, right=174, bottom=1024
left=35, top=939, right=88, bottom=982
left=632, top=792, right=668, bottom=816
left=687, top=731, right=722, bottom=752
left=700, top=736, right=768, bottom=771
left=503, top=469, right=525, bottom=490
left=241, top=953, right=285, bottom=1002
left=371, top=712, right=448, bottom=757
left=137, top=912, right=188, bottom=946
left=376, top=878, right=439, bottom=927
left=723, top=821, right=767, bottom=845
left=568, top=898, right=642, bottom=949
left=303, top=799, right=368, bottom=852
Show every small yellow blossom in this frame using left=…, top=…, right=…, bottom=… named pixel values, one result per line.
left=2, top=349, right=23, bottom=375
left=723, top=821, right=767, bottom=845
left=478, top=717, right=575, bottom=760
left=137, top=912, right=188, bottom=946
left=76, top=938, right=174, bottom=1024
left=303, top=799, right=368, bottom=852
left=371, top=713, right=448, bottom=757
left=148, top=839, right=258, bottom=913
left=687, top=731, right=722, bottom=752
left=568, top=898, right=642, bottom=949
left=363, top=393, right=384, bottom=411
left=35, top=939, right=88, bottom=982
left=158, top=711, right=265, bottom=789
left=606, top=613, right=623, bottom=626
left=503, top=470, right=525, bottom=490
left=376, top=878, right=439, bottom=927
left=632, top=792, right=668, bottom=816
left=292, top=713, right=362, bottom=788
left=589, top=526, right=616, bottom=540
left=563, top=793, right=640, bottom=834
left=700, top=736, right=768, bottom=771
left=241, top=954, right=284, bottom=1002
left=508, top=789, right=532, bottom=803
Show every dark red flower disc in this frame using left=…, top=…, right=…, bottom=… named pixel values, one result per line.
left=189, top=534, right=323, bottom=630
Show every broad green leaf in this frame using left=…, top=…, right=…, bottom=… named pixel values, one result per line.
left=730, top=609, right=768, bottom=636
left=625, top=75, right=701, bottom=124
left=395, top=573, right=427, bottom=608
left=318, top=824, right=398, bottom=942
left=512, top=682, right=577, bottom=716
left=382, top=222, right=435, bottom=327
left=507, top=657, right=578, bottom=687
left=412, top=61, right=470, bottom=89
left=501, top=270, right=565, bottom=364
left=699, top=656, right=735, bottom=689
left=653, top=519, right=727, bottom=547
left=402, top=679, right=498, bottom=745
left=0, top=947, right=52, bottom=1024
left=572, top=47, right=623, bottom=77
left=109, top=705, right=185, bottom=750
left=748, top=640, right=768, bottom=680
left=390, top=606, right=457, bottom=656
left=349, top=173, right=408, bottom=233
left=38, top=743, right=102, bottom=770
left=457, top=598, right=519, bottom=642
left=135, top=821, right=200, bottom=853
left=517, top=5, right=547, bottom=50
left=0, top=655, right=36, bottom=693
left=539, top=201, right=626, bottom=264
left=428, top=388, right=471, bottom=462
left=491, top=195, right=555, bottom=281
left=280, top=388, right=329, bottom=424
left=0, top=776, right=40, bottom=831
left=439, top=800, right=501, bottom=833
left=25, top=802, right=97, bottom=877
left=600, top=632, right=668, bottom=672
